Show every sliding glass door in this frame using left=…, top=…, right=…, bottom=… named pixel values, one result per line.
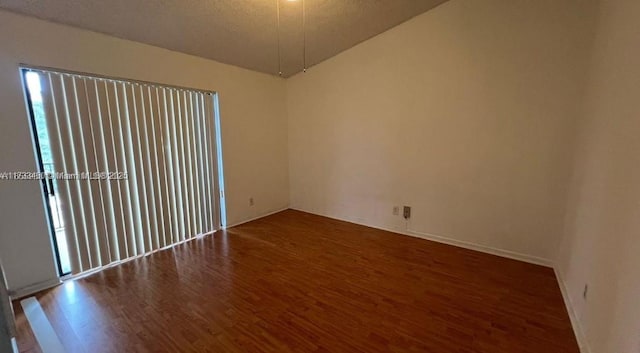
left=22, top=67, right=223, bottom=276
left=23, top=70, right=71, bottom=275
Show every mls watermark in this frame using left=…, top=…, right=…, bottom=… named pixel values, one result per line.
left=0, top=171, right=129, bottom=180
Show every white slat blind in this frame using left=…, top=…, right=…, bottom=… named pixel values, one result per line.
left=37, top=69, right=219, bottom=275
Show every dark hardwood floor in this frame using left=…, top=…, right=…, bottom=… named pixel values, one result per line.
left=14, top=209, right=579, bottom=353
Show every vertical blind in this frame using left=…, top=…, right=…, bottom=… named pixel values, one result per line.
left=34, top=69, right=220, bottom=275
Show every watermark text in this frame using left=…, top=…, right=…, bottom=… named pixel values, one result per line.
left=0, top=171, right=129, bottom=180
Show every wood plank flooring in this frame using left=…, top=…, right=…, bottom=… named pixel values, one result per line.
left=13, top=209, right=579, bottom=353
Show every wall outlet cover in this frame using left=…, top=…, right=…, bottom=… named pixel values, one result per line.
left=403, top=206, right=411, bottom=219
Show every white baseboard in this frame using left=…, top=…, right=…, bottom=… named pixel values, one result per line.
left=404, top=228, right=553, bottom=267
left=291, top=207, right=553, bottom=267
left=9, top=278, right=61, bottom=300
left=226, top=207, right=290, bottom=228
left=554, top=267, right=590, bottom=353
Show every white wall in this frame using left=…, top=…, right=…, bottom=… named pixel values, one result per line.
left=4, top=4, right=638, bottom=351
left=557, top=0, right=640, bottom=352
left=0, top=10, right=289, bottom=292
left=287, top=0, right=596, bottom=263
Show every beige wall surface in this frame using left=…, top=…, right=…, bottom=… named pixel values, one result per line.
left=2, top=2, right=638, bottom=351
left=0, top=9, right=289, bottom=292
left=287, top=0, right=596, bottom=263
left=557, top=0, right=640, bottom=352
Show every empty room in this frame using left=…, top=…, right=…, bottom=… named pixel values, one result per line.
left=0, top=0, right=638, bottom=352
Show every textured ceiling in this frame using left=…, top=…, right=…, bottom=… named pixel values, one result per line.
left=0, top=0, right=448, bottom=77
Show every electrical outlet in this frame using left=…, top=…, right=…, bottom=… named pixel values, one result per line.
left=583, top=284, right=588, bottom=300
left=403, top=206, right=411, bottom=219
left=249, top=197, right=254, bottom=206
left=392, top=206, right=400, bottom=216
